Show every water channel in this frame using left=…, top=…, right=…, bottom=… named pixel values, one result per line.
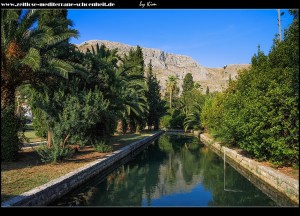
left=53, top=134, right=291, bottom=206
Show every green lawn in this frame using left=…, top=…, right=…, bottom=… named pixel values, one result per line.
left=111, top=131, right=157, bottom=145
left=21, top=130, right=46, bottom=143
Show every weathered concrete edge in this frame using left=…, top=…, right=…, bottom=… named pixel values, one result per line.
left=2, top=131, right=164, bottom=207
left=193, top=131, right=299, bottom=205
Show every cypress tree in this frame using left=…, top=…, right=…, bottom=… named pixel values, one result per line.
left=146, top=60, right=165, bottom=130
left=182, top=73, right=194, bottom=95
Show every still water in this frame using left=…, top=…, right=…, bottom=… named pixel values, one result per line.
left=53, top=134, right=278, bottom=206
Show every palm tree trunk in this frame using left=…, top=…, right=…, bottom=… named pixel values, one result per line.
left=1, top=84, right=20, bottom=161
left=1, top=83, right=16, bottom=110
left=117, top=119, right=124, bottom=133
left=136, top=122, right=140, bottom=133
left=47, top=129, right=53, bottom=148
left=62, top=133, right=70, bottom=148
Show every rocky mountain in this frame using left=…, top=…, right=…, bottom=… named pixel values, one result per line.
left=76, top=40, right=250, bottom=94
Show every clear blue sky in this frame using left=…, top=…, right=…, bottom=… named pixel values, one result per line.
left=68, top=9, right=294, bottom=68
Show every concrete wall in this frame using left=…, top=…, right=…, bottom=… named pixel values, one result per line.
left=194, top=131, right=299, bottom=205
left=2, top=131, right=164, bottom=207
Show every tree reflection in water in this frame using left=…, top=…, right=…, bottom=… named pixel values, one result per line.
left=54, top=134, right=277, bottom=206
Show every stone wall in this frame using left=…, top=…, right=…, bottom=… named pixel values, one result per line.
left=194, top=131, right=299, bottom=205
left=2, top=131, right=164, bottom=207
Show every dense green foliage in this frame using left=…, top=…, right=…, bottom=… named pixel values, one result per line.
left=2, top=9, right=168, bottom=162
left=117, top=46, right=148, bottom=133
left=201, top=12, right=299, bottom=166
left=1, top=9, right=151, bottom=162
left=36, top=144, right=75, bottom=163
left=1, top=9, right=79, bottom=161
left=182, top=89, right=205, bottom=131
left=145, top=60, right=166, bottom=130
left=32, top=108, right=48, bottom=138
left=165, top=75, right=179, bottom=111
left=93, top=141, right=113, bottom=153
left=182, top=73, right=194, bottom=95
left=29, top=43, right=149, bottom=161
left=1, top=106, right=21, bottom=161
left=161, top=73, right=205, bottom=131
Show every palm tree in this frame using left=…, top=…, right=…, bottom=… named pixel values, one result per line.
left=115, top=46, right=147, bottom=133
left=115, top=66, right=148, bottom=133
left=1, top=9, right=79, bottom=159
left=2, top=9, right=78, bottom=108
left=166, top=75, right=178, bottom=112
left=87, top=43, right=120, bottom=68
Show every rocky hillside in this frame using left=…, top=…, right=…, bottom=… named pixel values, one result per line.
left=76, top=40, right=250, bottom=94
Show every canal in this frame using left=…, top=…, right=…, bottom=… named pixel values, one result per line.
left=53, top=134, right=281, bottom=206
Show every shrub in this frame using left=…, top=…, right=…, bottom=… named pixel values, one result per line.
left=32, top=108, right=48, bottom=138
left=36, top=143, right=75, bottom=163
left=160, top=115, right=172, bottom=129
left=200, top=15, right=299, bottom=166
left=170, top=109, right=185, bottom=129
left=93, top=141, right=113, bottom=153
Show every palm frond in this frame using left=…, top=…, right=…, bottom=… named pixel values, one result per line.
left=45, top=30, right=78, bottom=48
left=47, top=58, right=74, bottom=79
left=1, top=10, right=19, bottom=48
left=21, top=48, right=41, bottom=71
left=25, top=27, right=52, bottom=48
left=69, top=62, right=89, bottom=80
left=15, top=10, right=38, bottom=41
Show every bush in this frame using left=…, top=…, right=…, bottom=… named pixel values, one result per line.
left=170, top=109, right=185, bottom=129
left=32, top=108, right=48, bottom=138
left=93, top=141, right=113, bottom=153
left=200, top=15, right=299, bottom=166
left=160, top=115, right=172, bottom=129
left=36, top=143, right=75, bottom=163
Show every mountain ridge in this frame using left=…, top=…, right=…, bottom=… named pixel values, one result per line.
left=76, top=40, right=250, bottom=94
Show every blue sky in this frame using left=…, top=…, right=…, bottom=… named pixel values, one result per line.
left=68, top=9, right=294, bottom=68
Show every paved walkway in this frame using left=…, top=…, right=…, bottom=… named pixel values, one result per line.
left=22, top=141, right=46, bottom=150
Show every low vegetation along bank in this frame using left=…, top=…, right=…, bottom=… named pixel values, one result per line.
left=1, top=131, right=157, bottom=203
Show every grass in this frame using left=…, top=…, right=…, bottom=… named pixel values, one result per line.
left=110, top=131, right=157, bottom=146
left=23, top=130, right=46, bottom=143
left=19, top=125, right=46, bottom=143
left=1, top=130, right=159, bottom=203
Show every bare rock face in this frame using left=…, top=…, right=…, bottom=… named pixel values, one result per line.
left=77, top=40, right=250, bottom=94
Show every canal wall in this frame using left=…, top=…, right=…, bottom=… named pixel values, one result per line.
left=2, top=131, right=164, bottom=207
left=193, top=131, right=299, bottom=205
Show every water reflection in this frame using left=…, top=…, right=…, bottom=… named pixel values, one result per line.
left=54, top=134, right=278, bottom=206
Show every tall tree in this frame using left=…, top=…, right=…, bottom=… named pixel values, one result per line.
left=166, top=75, right=178, bottom=112
left=123, top=46, right=144, bottom=77
left=206, top=86, right=210, bottom=95
left=1, top=9, right=78, bottom=160
left=121, top=46, right=147, bottom=132
left=145, top=60, right=165, bottom=130
left=182, top=73, right=194, bottom=95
